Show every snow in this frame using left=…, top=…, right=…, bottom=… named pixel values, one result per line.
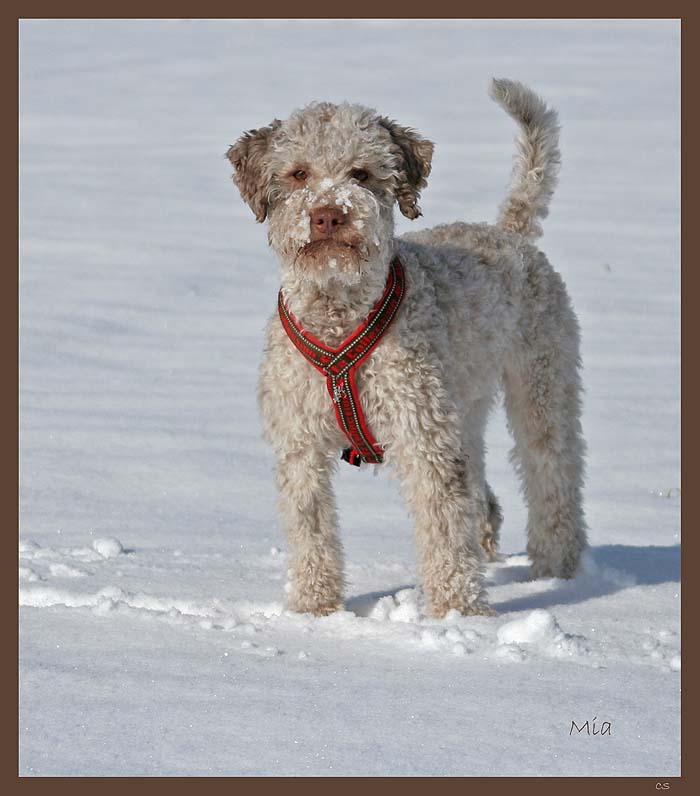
left=92, top=537, right=125, bottom=559
left=19, top=19, right=679, bottom=776
left=496, top=609, right=587, bottom=659
left=334, top=186, right=354, bottom=212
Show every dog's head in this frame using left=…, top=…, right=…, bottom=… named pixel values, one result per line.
left=227, top=102, right=433, bottom=285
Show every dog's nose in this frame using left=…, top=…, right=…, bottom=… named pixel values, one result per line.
left=309, top=206, right=346, bottom=239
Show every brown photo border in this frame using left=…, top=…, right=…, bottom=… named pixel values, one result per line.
left=6, top=3, right=693, bottom=791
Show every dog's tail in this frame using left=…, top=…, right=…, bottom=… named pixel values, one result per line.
left=489, top=78, right=561, bottom=240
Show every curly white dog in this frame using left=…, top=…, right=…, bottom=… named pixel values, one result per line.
left=227, top=79, right=587, bottom=618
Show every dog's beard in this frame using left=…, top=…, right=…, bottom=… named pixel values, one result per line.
left=293, top=236, right=371, bottom=285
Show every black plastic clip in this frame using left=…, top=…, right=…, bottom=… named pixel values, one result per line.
left=341, top=448, right=362, bottom=467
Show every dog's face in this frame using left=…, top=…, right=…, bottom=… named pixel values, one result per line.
left=228, top=102, right=433, bottom=286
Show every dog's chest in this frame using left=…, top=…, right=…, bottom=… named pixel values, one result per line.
left=262, top=318, right=406, bottom=443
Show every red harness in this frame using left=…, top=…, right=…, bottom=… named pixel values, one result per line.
left=278, top=258, right=406, bottom=466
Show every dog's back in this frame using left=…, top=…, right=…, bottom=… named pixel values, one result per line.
left=397, top=78, right=565, bottom=357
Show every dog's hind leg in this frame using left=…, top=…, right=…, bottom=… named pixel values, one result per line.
left=461, top=395, right=503, bottom=560
left=503, top=253, right=587, bottom=579
left=482, top=482, right=503, bottom=560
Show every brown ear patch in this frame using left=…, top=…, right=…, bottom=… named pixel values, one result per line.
left=378, top=118, right=434, bottom=219
left=226, top=120, right=281, bottom=222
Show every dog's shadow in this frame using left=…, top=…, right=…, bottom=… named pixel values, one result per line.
left=345, top=545, right=680, bottom=617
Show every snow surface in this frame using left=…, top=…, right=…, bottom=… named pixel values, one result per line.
left=19, top=19, right=680, bottom=776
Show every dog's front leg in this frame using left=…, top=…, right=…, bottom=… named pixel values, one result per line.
left=275, top=448, right=344, bottom=616
left=400, top=454, right=492, bottom=618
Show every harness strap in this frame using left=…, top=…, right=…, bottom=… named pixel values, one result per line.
left=278, top=258, right=406, bottom=465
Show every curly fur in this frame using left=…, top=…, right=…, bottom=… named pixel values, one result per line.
left=489, top=78, right=561, bottom=239
left=227, top=78, right=587, bottom=618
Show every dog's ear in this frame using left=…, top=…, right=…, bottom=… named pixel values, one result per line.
left=226, top=120, right=281, bottom=222
left=379, top=118, right=434, bottom=219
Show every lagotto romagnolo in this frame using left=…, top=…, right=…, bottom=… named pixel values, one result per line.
left=227, top=79, right=587, bottom=618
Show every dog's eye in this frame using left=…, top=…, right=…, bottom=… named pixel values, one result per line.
left=292, top=169, right=307, bottom=181
left=351, top=169, right=369, bottom=182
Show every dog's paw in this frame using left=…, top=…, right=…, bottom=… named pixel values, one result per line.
left=428, top=598, right=496, bottom=619
left=459, top=600, right=497, bottom=618
left=309, top=602, right=343, bottom=617
left=480, top=533, right=501, bottom=562
left=286, top=596, right=343, bottom=617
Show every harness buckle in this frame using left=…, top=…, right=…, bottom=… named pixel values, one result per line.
left=332, top=378, right=346, bottom=404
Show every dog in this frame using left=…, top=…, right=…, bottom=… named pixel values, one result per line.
left=226, top=79, right=587, bottom=618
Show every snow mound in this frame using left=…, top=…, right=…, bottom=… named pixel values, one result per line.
left=497, top=609, right=559, bottom=644
left=48, top=563, right=89, bottom=579
left=369, top=588, right=421, bottom=623
left=497, top=610, right=587, bottom=659
left=92, top=538, right=124, bottom=559
left=19, top=566, right=42, bottom=582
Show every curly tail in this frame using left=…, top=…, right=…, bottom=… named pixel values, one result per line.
left=489, top=78, right=561, bottom=240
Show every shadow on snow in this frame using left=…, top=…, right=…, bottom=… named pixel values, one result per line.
left=345, top=545, right=680, bottom=618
